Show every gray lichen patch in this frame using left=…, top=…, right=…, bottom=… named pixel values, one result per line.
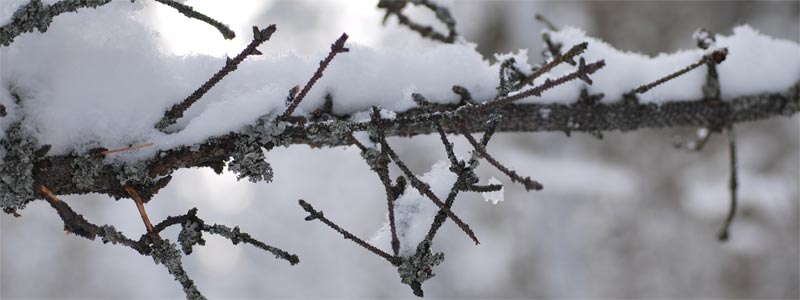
left=151, top=239, right=206, bottom=300
left=227, top=113, right=286, bottom=183
left=115, top=160, right=155, bottom=186
left=228, top=140, right=273, bottom=183
left=178, top=214, right=206, bottom=255
left=71, top=154, right=104, bottom=190
left=397, top=241, right=445, bottom=287
left=0, top=123, right=38, bottom=212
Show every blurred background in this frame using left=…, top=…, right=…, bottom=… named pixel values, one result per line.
left=2, top=0, right=798, bottom=298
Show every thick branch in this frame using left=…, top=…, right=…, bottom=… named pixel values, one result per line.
left=30, top=83, right=799, bottom=200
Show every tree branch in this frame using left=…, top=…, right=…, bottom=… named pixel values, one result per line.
left=28, top=82, right=799, bottom=201
left=154, top=0, right=236, bottom=40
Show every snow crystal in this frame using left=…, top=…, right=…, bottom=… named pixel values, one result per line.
left=480, top=177, right=504, bottom=205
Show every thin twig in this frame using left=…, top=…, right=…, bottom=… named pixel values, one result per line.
left=38, top=184, right=63, bottom=205
left=124, top=185, right=159, bottom=242
left=204, top=223, right=300, bottom=265
left=535, top=14, right=558, bottom=31
left=423, top=118, right=499, bottom=244
left=154, top=0, right=235, bottom=39
left=481, top=57, right=604, bottom=112
left=376, top=130, right=480, bottom=245
left=298, top=199, right=401, bottom=265
left=633, top=48, right=728, bottom=95
left=435, top=122, right=460, bottom=166
left=718, top=125, right=738, bottom=241
left=101, top=143, right=155, bottom=155
left=377, top=0, right=458, bottom=44
left=156, top=25, right=278, bottom=131
left=281, top=33, right=349, bottom=119
left=39, top=184, right=148, bottom=252
left=464, top=132, right=543, bottom=191
left=351, top=131, right=403, bottom=256
left=520, top=42, right=588, bottom=87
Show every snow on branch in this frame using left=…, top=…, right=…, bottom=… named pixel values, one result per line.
left=0, top=1, right=798, bottom=298
left=156, top=25, right=278, bottom=132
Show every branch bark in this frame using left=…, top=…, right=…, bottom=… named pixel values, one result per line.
left=30, top=82, right=798, bottom=201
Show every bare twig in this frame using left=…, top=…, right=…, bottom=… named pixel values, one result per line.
left=520, top=42, right=589, bottom=87
left=124, top=185, right=158, bottom=242
left=435, top=122, right=460, bottom=166
left=633, top=48, right=728, bottom=95
left=351, top=131, right=403, bottom=256
left=377, top=0, right=458, bottom=44
left=482, top=57, right=604, bottom=112
left=535, top=14, right=559, bottom=31
left=101, top=143, right=155, bottom=155
left=424, top=117, right=499, bottom=245
left=463, top=132, right=543, bottom=191
left=38, top=184, right=62, bottom=205
left=156, top=25, right=278, bottom=131
left=206, top=223, right=300, bottom=264
left=376, top=127, right=480, bottom=245
left=298, top=199, right=401, bottom=265
left=154, top=0, right=236, bottom=40
left=717, top=125, right=738, bottom=241
left=281, top=33, right=349, bottom=119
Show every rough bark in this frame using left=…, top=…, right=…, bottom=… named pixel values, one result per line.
left=32, top=82, right=799, bottom=201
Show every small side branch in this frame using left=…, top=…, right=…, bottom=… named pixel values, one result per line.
left=204, top=223, right=300, bottom=265
left=33, top=187, right=296, bottom=299
left=154, top=0, right=236, bottom=40
left=281, top=33, right=349, bottom=119
left=124, top=185, right=158, bottom=242
left=156, top=25, right=278, bottom=131
left=633, top=49, right=728, bottom=95
left=298, top=199, right=401, bottom=265
left=377, top=131, right=480, bottom=245
left=520, top=42, right=588, bottom=87
left=717, top=125, right=738, bottom=241
left=377, top=0, right=458, bottom=44
left=101, top=143, right=155, bottom=155
left=463, top=132, right=543, bottom=191
left=351, top=134, right=403, bottom=256
left=478, top=57, right=604, bottom=113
